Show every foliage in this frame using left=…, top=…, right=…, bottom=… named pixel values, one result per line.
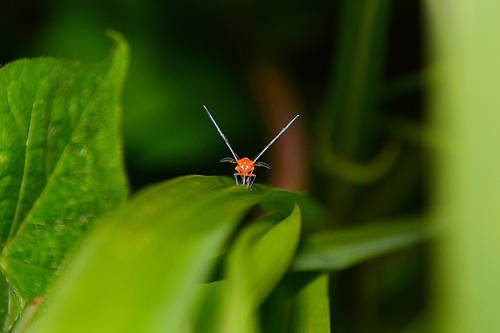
left=0, top=31, right=129, bottom=330
left=0, top=0, right=436, bottom=332
left=426, top=1, right=500, bottom=332
left=0, top=32, right=427, bottom=332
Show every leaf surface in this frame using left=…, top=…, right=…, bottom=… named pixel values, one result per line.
left=24, top=176, right=293, bottom=333
left=0, top=31, right=129, bottom=324
left=289, top=274, right=331, bottom=333
left=221, top=204, right=302, bottom=333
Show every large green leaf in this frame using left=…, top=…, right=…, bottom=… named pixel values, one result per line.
left=23, top=176, right=299, bottom=333
left=0, top=31, right=129, bottom=325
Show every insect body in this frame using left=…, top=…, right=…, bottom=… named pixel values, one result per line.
left=203, top=105, right=299, bottom=190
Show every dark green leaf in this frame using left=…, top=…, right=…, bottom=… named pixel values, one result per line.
left=292, top=218, right=427, bottom=271
left=260, top=271, right=333, bottom=333
left=0, top=31, right=129, bottom=324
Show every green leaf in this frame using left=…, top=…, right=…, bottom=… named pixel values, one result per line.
left=259, top=272, right=331, bottom=333
left=292, top=218, right=427, bottom=271
left=289, top=273, right=331, bottom=333
left=220, top=204, right=302, bottom=333
left=191, top=280, right=228, bottom=333
left=0, top=31, right=129, bottom=324
left=24, top=176, right=301, bottom=333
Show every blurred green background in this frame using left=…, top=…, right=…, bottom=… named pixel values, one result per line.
left=1, top=0, right=425, bottom=332
left=6, top=0, right=499, bottom=332
left=0, top=0, right=421, bottom=192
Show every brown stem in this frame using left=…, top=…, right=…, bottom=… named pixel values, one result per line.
left=249, top=62, right=307, bottom=192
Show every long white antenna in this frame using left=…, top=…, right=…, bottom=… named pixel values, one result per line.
left=253, top=115, right=299, bottom=163
left=203, top=105, right=240, bottom=161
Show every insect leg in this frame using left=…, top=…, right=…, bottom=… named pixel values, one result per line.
left=233, top=173, right=239, bottom=185
left=247, top=174, right=256, bottom=190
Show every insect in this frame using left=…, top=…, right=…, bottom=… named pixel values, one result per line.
left=203, top=105, right=299, bottom=190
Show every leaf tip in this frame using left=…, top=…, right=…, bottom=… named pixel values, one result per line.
left=105, top=29, right=130, bottom=65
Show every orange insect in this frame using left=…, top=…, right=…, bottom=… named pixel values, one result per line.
left=204, top=105, right=299, bottom=190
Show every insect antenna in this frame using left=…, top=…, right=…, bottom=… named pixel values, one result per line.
left=203, top=105, right=240, bottom=161
left=252, top=115, right=299, bottom=163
